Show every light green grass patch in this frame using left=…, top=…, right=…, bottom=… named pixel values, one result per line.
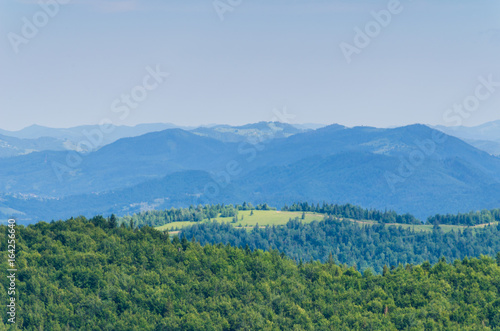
left=213, top=210, right=324, bottom=226
left=157, top=221, right=199, bottom=231
left=155, top=210, right=498, bottom=234
left=156, top=210, right=324, bottom=231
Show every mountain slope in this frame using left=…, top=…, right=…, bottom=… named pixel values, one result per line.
left=0, top=123, right=189, bottom=153
left=433, top=120, right=500, bottom=156
left=0, top=170, right=215, bottom=223
left=191, top=121, right=305, bottom=142
left=0, top=134, right=67, bottom=158
left=0, top=129, right=236, bottom=197
left=2, top=124, right=500, bottom=222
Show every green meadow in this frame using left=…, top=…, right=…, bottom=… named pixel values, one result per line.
left=155, top=210, right=497, bottom=233
left=156, top=210, right=324, bottom=231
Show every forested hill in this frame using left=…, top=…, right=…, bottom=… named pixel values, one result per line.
left=181, top=218, right=500, bottom=273
left=119, top=202, right=422, bottom=229
left=4, top=217, right=500, bottom=329
left=118, top=202, right=500, bottom=229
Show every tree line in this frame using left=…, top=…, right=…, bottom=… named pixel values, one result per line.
left=119, top=202, right=275, bottom=228
left=282, top=202, right=421, bottom=224
left=428, top=209, right=500, bottom=226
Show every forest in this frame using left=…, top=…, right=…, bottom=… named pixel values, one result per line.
left=3, top=217, right=500, bottom=330
left=122, top=202, right=500, bottom=229
left=119, top=202, right=422, bottom=229
left=181, top=217, right=500, bottom=273
left=281, top=202, right=421, bottom=224
left=427, top=209, right=500, bottom=226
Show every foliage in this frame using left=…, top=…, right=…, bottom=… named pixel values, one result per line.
left=182, top=217, right=500, bottom=274
left=428, top=209, right=500, bottom=226
left=282, top=202, right=422, bottom=224
left=3, top=217, right=500, bottom=329
left=123, top=202, right=420, bottom=229
left=119, top=204, right=258, bottom=228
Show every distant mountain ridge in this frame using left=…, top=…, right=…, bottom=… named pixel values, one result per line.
left=0, top=123, right=186, bottom=155
left=191, top=121, right=306, bottom=142
left=432, top=120, right=500, bottom=156
left=0, top=134, right=67, bottom=158
left=0, top=123, right=186, bottom=140
left=1, top=122, right=500, bottom=223
left=0, top=122, right=316, bottom=157
left=0, top=129, right=236, bottom=197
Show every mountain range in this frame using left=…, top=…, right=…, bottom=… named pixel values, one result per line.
left=4, top=121, right=500, bottom=157
left=433, top=120, right=500, bottom=156
left=1, top=122, right=500, bottom=223
left=0, top=123, right=184, bottom=155
left=0, top=134, right=67, bottom=158
left=0, top=122, right=312, bottom=157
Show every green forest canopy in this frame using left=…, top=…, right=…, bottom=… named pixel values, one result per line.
left=181, top=217, right=500, bottom=274
left=3, top=217, right=500, bottom=329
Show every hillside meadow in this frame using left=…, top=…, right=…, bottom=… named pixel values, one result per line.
left=155, top=210, right=486, bottom=233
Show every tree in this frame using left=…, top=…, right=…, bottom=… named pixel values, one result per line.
left=172, top=235, right=181, bottom=246
left=383, top=265, right=390, bottom=276
left=109, top=214, right=118, bottom=228
left=181, top=236, right=189, bottom=250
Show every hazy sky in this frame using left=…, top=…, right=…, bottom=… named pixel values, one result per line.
left=1, top=0, right=499, bottom=130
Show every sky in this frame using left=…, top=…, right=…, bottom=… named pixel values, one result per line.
left=0, top=0, right=499, bottom=131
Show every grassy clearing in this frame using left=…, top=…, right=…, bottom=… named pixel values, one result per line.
left=156, top=210, right=323, bottom=231
left=156, top=221, right=199, bottom=231
left=471, top=222, right=499, bottom=228
left=215, top=210, right=324, bottom=226
left=155, top=210, right=498, bottom=233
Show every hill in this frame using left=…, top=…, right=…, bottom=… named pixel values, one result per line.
left=120, top=204, right=500, bottom=273
left=179, top=216, right=500, bottom=273
left=4, top=217, right=500, bottom=329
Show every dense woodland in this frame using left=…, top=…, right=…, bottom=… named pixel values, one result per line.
left=428, top=209, right=500, bottom=226
left=4, top=217, right=500, bottom=329
left=282, top=202, right=421, bottom=224
left=181, top=217, right=500, bottom=273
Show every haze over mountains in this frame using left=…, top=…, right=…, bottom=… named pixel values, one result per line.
left=0, top=134, right=67, bottom=158
left=0, top=122, right=311, bottom=156
left=3, top=121, right=500, bottom=157
left=0, top=123, right=186, bottom=155
left=433, top=121, right=500, bottom=156
left=1, top=121, right=500, bottom=223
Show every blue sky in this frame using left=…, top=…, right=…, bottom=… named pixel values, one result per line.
left=1, top=0, right=499, bottom=130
